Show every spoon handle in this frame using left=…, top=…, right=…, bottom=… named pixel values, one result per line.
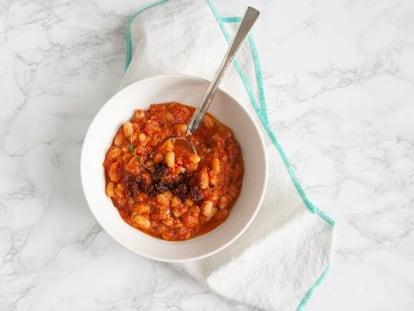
left=187, top=7, right=260, bottom=134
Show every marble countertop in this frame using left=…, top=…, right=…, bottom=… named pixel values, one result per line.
left=1, top=0, right=413, bottom=310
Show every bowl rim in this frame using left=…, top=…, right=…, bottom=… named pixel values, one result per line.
left=80, top=74, right=269, bottom=262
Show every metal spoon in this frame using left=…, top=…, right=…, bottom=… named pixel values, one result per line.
left=164, top=7, right=260, bottom=155
left=187, top=7, right=260, bottom=136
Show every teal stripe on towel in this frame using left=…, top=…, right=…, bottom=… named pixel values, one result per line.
left=125, top=0, right=169, bottom=69
left=296, top=266, right=331, bottom=311
left=247, top=34, right=335, bottom=227
left=205, top=0, right=335, bottom=227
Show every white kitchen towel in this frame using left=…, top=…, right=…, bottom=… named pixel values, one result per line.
left=119, top=0, right=335, bottom=310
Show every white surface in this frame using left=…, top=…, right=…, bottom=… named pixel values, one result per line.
left=121, top=2, right=332, bottom=311
left=0, top=0, right=413, bottom=311
left=81, top=75, right=267, bottom=262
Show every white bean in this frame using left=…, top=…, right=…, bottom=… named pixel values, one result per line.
left=123, top=122, right=133, bottom=138
left=165, top=151, right=175, bottom=168
left=134, top=215, right=151, bottom=230
left=202, top=201, right=216, bottom=219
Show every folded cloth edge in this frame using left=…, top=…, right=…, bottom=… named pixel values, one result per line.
left=123, top=0, right=336, bottom=310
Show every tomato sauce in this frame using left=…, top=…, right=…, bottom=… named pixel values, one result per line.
left=103, top=102, right=243, bottom=241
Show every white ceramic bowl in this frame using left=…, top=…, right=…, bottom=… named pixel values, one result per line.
left=81, top=75, right=268, bottom=262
